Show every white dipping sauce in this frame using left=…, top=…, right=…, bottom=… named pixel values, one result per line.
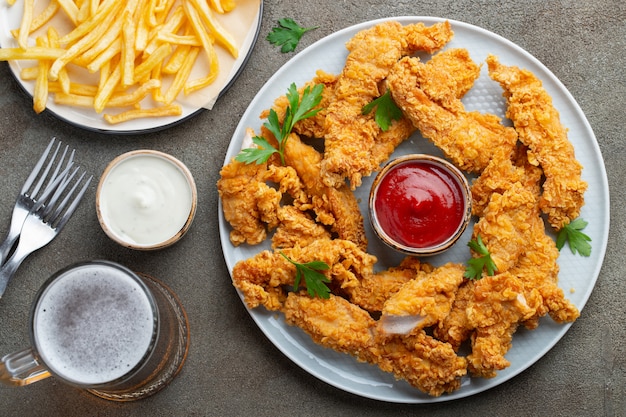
left=99, top=152, right=194, bottom=247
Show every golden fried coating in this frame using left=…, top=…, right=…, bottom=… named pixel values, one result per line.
left=373, top=332, right=467, bottom=396
left=271, top=206, right=331, bottom=249
left=466, top=272, right=543, bottom=378
left=470, top=144, right=543, bottom=217
left=283, top=292, right=467, bottom=397
left=486, top=54, right=588, bottom=229
left=473, top=183, right=542, bottom=274
left=510, top=214, right=580, bottom=325
left=283, top=133, right=368, bottom=250
left=221, top=20, right=587, bottom=397
left=434, top=279, right=476, bottom=351
left=321, top=21, right=453, bottom=189
left=346, top=257, right=431, bottom=313
left=379, top=263, right=465, bottom=335
left=388, top=54, right=518, bottom=173
left=232, top=239, right=377, bottom=311
left=264, top=70, right=338, bottom=140
left=217, top=159, right=277, bottom=246
left=283, top=292, right=376, bottom=361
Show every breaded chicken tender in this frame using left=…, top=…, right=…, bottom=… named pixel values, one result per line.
left=321, top=21, right=453, bottom=189
left=472, top=183, right=542, bottom=274
left=283, top=292, right=467, bottom=397
left=378, top=263, right=465, bottom=335
left=486, top=54, right=588, bottom=229
left=466, top=272, right=543, bottom=378
left=283, top=133, right=368, bottom=250
left=232, top=239, right=377, bottom=311
left=388, top=54, right=518, bottom=173
left=346, top=257, right=431, bottom=313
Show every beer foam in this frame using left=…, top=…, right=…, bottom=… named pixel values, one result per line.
left=34, top=264, right=156, bottom=385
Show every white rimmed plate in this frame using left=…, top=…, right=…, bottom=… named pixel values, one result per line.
left=218, top=16, right=610, bottom=403
left=0, top=0, right=263, bottom=134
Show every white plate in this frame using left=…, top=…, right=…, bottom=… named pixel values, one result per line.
left=218, top=17, right=610, bottom=403
left=0, top=0, right=263, bottom=134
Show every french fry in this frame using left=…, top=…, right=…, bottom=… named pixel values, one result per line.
left=11, top=0, right=60, bottom=39
left=184, top=44, right=218, bottom=95
left=108, top=79, right=161, bottom=107
left=94, top=61, right=122, bottom=113
left=18, top=0, right=35, bottom=49
left=121, top=10, right=137, bottom=88
left=33, top=36, right=50, bottom=114
left=47, top=27, right=70, bottom=94
left=56, top=0, right=80, bottom=26
left=54, top=92, right=94, bottom=107
left=162, top=46, right=199, bottom=104
left=219, top=0, right=236, bottom=13
left=133, top=43, right=171, bottom=83
left=49, top=1, right=122, bottom=80
left=103, top=104, right=182, bottom=124
left=0, top=47, right=64, bottom=60
left=49, top=82, right=99, bottom=96
left=2, top=0, right=242, bottom=124
left=208, top=0, right=224, bottom=14
left=75, top=19, right=122, bottom=67
left=58, top=0, right=119, bottom=45
left=186, top=0, right=238, bottom=58
left=87, top=39, right=122, bottom=73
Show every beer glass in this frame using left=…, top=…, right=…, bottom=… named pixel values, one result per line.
left=0, top=260, right=189, bottom=401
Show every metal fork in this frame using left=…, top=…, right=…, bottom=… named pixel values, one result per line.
left=0, top=166, right=92, bottom=299
left=0, top=138, right=75, bottom=265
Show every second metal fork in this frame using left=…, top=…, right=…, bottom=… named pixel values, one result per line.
left=0, top=138, right=74, bottom=265
left=0, top=166, right=92, bottom=299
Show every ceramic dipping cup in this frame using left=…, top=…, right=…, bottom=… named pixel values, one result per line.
left=96, top=150, right=197, bottom=250
left=369, top=154, right=472, bottom=256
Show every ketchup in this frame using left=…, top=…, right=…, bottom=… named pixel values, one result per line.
left=373, top=160, right=466, bottom=249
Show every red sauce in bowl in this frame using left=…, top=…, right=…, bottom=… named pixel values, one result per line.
left=371, top=157, right=469, bottom=251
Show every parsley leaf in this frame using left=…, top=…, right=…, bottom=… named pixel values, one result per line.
left=234, top=136, right=278, bottom=164
left=361, top=90, right=403, bottom=131
left=556, top=218, right=592, bottom=257
left=281, top=253, right=331, bottom=299
left=235, top=82, right=323, bottom=165
left=464, top=235, right=498, bottom=280
left=266, top=18, right=318, bottom=53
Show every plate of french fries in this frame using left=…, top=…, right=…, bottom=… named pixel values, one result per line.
left=0, top=0, right=263, bottom=133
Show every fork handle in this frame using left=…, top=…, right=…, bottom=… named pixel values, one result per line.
left=0, top=210, right=27, bottom=266
left=0, top=247, right=29, bottom=299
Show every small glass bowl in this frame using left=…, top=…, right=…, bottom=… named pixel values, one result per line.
left=96, top=150, right=197, bottom=251
left=369, top=154, right=472, bottom=256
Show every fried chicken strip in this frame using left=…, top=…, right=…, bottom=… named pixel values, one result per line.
left=434, top=279, right=476, bottom=351
left=283, top=292, right=467, bottom=397
left=466, top=272, right=543, bottom=378
left=232, top=239, right=377, bottom=311
left=283, top=133, right=368, bottom=250
left=472, top=183, right=542, bottom=274
left=378, top=263, right=465, bottom=335
left=388, top=55, right=518, bottom=173
left=217, top=158, right=279, bottom=246
left=510, top=213, right=580, bottom=326
left=321, top=21, right=454, bottom=189
left=470, top=144, right=543, bottom=217
left=486, top=54, right=587, bottom=229
left=346, top=257, right=431, bottom=313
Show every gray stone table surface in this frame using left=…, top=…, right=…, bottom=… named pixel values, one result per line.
left=0, top=0, right=624, bottom=416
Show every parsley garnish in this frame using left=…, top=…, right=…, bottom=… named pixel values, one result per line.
left=556, top=218, right=592, bottom=257
left=464, top=235, right=498, bottom=280
left=266, top=18, right=318, bottom=53
left=361, top=90, right=403, bottom=131
left=281, top=253, right=331, bottom=299
left=236, top=83, right=323, bottom=166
